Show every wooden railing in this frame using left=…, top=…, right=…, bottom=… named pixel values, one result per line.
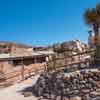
left=0, top=63, right=45, bottom=87
left=47, top=49, right=95, bottom=71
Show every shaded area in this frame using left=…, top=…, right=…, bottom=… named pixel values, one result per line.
left=18, top=86, right=34, bottom=97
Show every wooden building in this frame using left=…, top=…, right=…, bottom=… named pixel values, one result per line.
left=0, top=51, right=54, bottom=75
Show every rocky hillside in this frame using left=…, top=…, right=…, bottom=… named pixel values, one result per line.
left=0, top=40, right=88, bottom=56
left=0, top=41, right=33, bottom=54
left=33, top=40, right=88, bottom=53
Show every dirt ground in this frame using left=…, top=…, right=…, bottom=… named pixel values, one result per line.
left=0, top=75, right=40, bottom=100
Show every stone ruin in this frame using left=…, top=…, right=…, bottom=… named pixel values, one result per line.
left=32, top=69, right=100, bottom=100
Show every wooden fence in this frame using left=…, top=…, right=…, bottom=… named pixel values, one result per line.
left=47, top=49, right=95, bottom=71
left=0, top=63, right=45, bottom=87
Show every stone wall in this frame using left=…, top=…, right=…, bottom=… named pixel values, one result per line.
left=32, top=69, right=100, bottom=100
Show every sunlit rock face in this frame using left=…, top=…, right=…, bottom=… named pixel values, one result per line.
left=52, top=40, right=88, bottom=61
left=53, top=40, right=87, bottom=54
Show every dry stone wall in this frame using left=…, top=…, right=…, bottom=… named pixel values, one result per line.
left=32, top=70, right=100, bottom=100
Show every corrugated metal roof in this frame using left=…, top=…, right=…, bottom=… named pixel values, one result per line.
left=0, top=50, right=54, bottom=60
left=37, top=50, right=54, bottom=55
left=0, top=54, right=10, bottom=59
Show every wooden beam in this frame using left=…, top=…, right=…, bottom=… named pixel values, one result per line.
left=21, top=58, right=24, bottom=80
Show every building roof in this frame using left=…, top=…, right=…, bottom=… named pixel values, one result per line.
left=0, top=50, right=54, bottom=61
left=37, top=50, right=54, bottom=55
left=0, top=54, right=10, bottom=59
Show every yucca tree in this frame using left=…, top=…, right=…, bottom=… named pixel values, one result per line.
left=84, top=8, right=99, bottom=46
left=84, top=3, right=100, bottom=64
left=96, top=3, right=100, bottom=17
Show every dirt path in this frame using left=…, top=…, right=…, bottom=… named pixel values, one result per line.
left=0, top=75, right=40, bottom=100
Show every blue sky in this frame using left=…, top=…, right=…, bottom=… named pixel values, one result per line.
left=0, top=0, right=99, bottom=46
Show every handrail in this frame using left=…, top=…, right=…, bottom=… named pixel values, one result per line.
left=48, top=49, right=95, bottom=63
left=0, top=64, right=44, bottom=84
left=47, top=49, right=95, bottom=71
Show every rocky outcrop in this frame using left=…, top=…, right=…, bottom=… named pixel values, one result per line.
left=53, top=40, right=87, bottom=53
left=47, top=40, right=90, bottom=71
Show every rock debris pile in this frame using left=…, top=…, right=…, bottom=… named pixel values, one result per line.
left=33, top=70, right=100, bottom=100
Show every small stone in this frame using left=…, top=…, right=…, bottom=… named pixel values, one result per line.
left=50, top=94, right=56, bottom=100
left=43, top=93, right=50, bottom=99
left=23, top=92, right=33, bottom=97
left=56, top=96, right=61, bottom=100
left=37, top=87, right=44, bottom=96
left=81, top=89, right=90, bottom=94
left=70, top=96, right=82, bottom=100
left=62, top=97, right=69, bottom=100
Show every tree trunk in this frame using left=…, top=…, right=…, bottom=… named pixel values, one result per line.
left=93, top=23, right=99, bottom=47
left=93, top=23, right=100, bottom=65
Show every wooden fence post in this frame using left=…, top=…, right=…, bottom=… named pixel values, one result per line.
left=53, top=55, right=56, bottom=71
left=21, top=58, right=24, bottom=81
